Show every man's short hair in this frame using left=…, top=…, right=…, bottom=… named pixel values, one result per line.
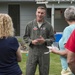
left=37, top=6, right=46, bottom=10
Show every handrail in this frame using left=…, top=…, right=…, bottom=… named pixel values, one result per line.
left=35, top=0, right=74, bottom=4
left=48, top=0, right=74, bottom=1
left=35, top=0, right=74, bottom=2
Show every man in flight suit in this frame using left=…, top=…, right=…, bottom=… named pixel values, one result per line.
left=23, top=6, right=55, bottom=75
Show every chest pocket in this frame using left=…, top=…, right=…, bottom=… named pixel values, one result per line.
left=30, top=26, right=47, bottom=40
left=30, top=26, right=38, bottom=39
left=40, top=27, right=47, bottom=38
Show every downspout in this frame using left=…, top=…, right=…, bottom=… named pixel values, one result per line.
left=51, top=4, right=54, bottom=30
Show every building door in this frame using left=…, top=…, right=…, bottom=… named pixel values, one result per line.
left=8, top=4, right=20, bottom=36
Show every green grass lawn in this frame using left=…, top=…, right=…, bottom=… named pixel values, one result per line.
left=19, top=53, right=62, bottom=75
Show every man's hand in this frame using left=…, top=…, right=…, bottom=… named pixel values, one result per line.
left=37, top=36, right=45, bottom=44
left=32, top=39, right=39, bottom=45
left=32, top=36, right=45, bottom=45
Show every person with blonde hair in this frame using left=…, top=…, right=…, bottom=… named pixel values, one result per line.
left=0, top=14, right=22, bottom=75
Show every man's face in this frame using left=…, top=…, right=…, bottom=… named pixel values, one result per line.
left=36, top=9, right=46, bottom=22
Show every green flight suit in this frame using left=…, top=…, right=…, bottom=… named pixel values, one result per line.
left=23, top=19, right=55, bottom=75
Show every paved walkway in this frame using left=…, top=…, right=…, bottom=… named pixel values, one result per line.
left=21, top=50, right=28, bottom=53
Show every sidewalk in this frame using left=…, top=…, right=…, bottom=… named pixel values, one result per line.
left=20, top=50, right=28, bottom=53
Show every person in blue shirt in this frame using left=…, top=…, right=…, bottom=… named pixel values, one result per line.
left=0, top=14, right=22, bottom=75
left=51, top=6, right=75, bottom=75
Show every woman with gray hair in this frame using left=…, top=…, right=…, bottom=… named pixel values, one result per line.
left=0, top=14, right=22, bottom=75
left=51, top=6, right=75, bottom=75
